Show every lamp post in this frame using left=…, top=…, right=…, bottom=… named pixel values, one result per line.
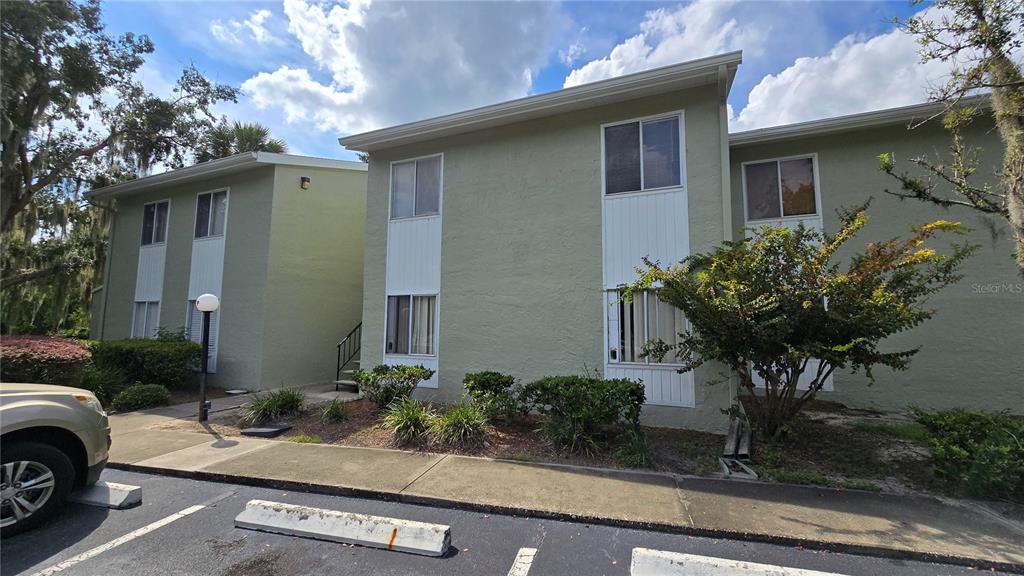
left=195, top=293, right=220, bottom=423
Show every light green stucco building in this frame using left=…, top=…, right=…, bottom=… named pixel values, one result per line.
left=90, top=152, right=367, bottom=391
left=342, top=52, right=1021, bottom=432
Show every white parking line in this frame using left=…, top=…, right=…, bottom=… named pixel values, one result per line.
left=630, top=548, right=846, bottom=576
left=507, top=547, right=538, bottom=576
left=27, top=505, right=206, bottom=576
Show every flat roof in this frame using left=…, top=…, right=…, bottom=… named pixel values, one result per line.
left=729, top=95, right=989, bottom=147
left=89, top=152, right=366, bottom=199
left=340, top=51, right=742, bottom=152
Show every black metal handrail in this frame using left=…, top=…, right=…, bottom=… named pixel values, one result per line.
left=336, top=322, right=362, bottom=386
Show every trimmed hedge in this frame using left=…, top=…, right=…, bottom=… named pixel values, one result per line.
left=355, top=364, right=434, bottom=408
left=0, top=336, right=91, bottom=387
left=91, top=339, right=201, bottom=389
left=463, top=371, right=526, bottom=420
left=111, top=383, right=171, bottom=412
left=914, top=408, right=1024, bottom=502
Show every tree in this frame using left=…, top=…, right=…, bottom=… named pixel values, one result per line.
left=879, top=0, right=1024, bottom=267
left=195, top=121, right=287, bottom=162
left=1, top=0, right=237, bottom=332
left=626, top=209, right=974, bottom=439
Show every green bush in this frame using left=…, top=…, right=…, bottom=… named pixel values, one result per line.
left=79, top=362, right=130, bottom=406
left=522, top=375, right=645, bottom=454
left=320, top=399, right=348, bottom=423
left=429, top=403, right=487, bottom=446
left=91, top=339, right=201, bottom=389
left=0, top=336, right=91, bottom=386
left=111, top=383, right=170, bottom=412
left=616, top=428, right=653, bottom=468
left=355, top=364, right=434, bottom=409
left=463, top=371, right=526, bottom=420
left=382, top=399, right=433, bottom=445
left=914, top=408, right=1024, bottom=502
left=238, top=389, right=305, bottom=426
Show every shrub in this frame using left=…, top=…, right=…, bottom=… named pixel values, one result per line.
left=0, top=336, right=91, bottom=387
left=463, top=371, right=526, bottom=420
left=238, top=389, right=305, bottom=426
left=522, top=376, right=645, bottom=454
left=382, top=399, right=433, bottom=445
left=111, top=383, right=170, bottom=412
left=80, top=362, right=130, bottom=406
left=355, top=364, right=434, bottom=409
left=429, top=403, right=487, bottom=446
left=91, top=339, right=201, bottom=389
left=289, top=433, right=323, bottom=444
left=914, top=408, right=1024, bottom=502
left=320, top=399, right=348, bottom=423
left=616, top=428, right=653, bottom=468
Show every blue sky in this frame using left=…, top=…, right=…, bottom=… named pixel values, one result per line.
left=101, top=1, right=944, bottom=161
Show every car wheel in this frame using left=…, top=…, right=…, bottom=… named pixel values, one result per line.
left=1, top=442, right=75, bottom=537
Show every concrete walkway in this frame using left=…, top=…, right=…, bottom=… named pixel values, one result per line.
left=106, top=402, right=1024, bottom=571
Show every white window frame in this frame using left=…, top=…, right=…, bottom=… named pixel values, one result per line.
left=600, top=111, right=686, bottom=197
left=383, top=292, right=438, bottom=357
left=741, top=153, right=823, bottom=224
left=193, top=189, right=230, bottom=240
left=388, top=153, right=443, bottom=221
left=140, top=199, right=170, bottom=246
left=606, top=289, right=688, bottom=368
left=130, top=300, right=160, bottom=339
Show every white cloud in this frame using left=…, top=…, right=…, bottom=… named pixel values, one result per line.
left=210, top=9, right=278, bottom=46
left=240, top=0, right=554, bottom=140
left=563, top=0, right=764, bottom=88
left=730, top=7, right=967, bottom=131
left=559, top=27, right=588, bottom=66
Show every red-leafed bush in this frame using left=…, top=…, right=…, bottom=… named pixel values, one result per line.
left=0, top=336, right=91, bottom=387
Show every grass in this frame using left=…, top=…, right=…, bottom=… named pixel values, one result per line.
left=764, top=468, right=881, bottom=492
left=320, top=399, right=348, bottom=423
left=853, top=420, right=930, bottom=445
left=289, top=433, right=323, bottom=444
left=238, top=389, right=305, bottom=426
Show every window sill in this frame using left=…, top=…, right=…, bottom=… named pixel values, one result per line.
left=389, top=213, right=440, bottom=223
left=608, top=361, right=689, bottom=371
left=745, top=213, right=821, bottom=225
left=384, top=353, right=437, bottom=359
left=193, top=234, right=225, bottom=242
left=604, top=185, right=686, bottom=199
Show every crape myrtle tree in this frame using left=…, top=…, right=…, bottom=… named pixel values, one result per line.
left=1, top=0, right=237, bottom=332
left=625, top=208, right=974, bottom=439
left=879, top=0, right=1024, bottom=268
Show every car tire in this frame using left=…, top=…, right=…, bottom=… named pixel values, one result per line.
left=1, top=442, right=76, bottom=537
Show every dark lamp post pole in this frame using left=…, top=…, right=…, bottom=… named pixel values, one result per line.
left=195, top=293, right=220, bottom=423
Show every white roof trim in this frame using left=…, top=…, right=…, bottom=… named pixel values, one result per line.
left=728, top=95, right=989, bottom=146
left=90, top=152, right=366, bottom=198
left=340, top=51, right=742, bottom=151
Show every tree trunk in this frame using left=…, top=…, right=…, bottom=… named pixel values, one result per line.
left=987, top=55, right=1024, bottom=268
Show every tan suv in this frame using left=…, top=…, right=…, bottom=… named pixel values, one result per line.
left=0, top=383, right=110, bottom=535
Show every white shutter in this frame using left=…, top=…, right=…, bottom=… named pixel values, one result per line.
left=187, top=301, right=219, bottom=373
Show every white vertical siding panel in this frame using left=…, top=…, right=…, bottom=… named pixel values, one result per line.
left=751, top=360, right=834, bottom=391
left=602, top=189, right=689, bottom=288
left=605, top=365, right=694, bottom=407
left=382, top=354, right=439, bottom=388
left=387, top=216, right=441, bottom=293
left=188, top=237, right=226, bottom=299
left=134, top=245, right=166, bottom=301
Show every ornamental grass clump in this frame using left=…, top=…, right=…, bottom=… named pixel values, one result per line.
left=429, top=403, right=488, bottom=446
left=238, top=389, right=305, bottom=426
left=382, top=398, right=433, bottom=445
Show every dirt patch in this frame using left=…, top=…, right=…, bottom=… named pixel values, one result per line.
left=166, top=386, right=230, bottom=407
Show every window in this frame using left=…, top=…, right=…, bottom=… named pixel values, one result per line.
left=744, top=156, right=817, bottom=221
left=386, top=295, right=436, bottom=355
left=132, top=301, right=160, bottom=338
left=195, top=190, right=228, bottom=238
left=391, top=156, right=441, bottom=219
left=141, top=201, right=169, bottom=245
left=609, top=290, right=685, bottom=364
left=604, top=115, right=681, bottom=194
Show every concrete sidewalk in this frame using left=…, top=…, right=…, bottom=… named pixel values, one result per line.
left=106, top=404, right=1024, bottom=572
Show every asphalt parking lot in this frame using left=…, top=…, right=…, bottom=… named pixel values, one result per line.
left=1, top=469, right=1010, bottom=576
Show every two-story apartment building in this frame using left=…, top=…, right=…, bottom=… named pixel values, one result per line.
left=90, top=152, right=367, bottom=391
left=341, top=52, right=1022, bottom=432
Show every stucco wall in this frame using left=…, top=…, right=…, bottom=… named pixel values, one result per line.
left=259, top=165, right=367, bottom=390
left=100, top=168, right=276, bottom=389
left=362, top=85, right=733, bottom=432
left=729, top=118, right=1023, bottom=414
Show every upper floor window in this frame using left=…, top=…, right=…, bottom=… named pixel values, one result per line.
left=743, top=156, right=817, bottom=221
left=195, top=190, right=228, bottom=238
left=604, top=114, right=682, bottom=195
left=391, top=155, right=441, bottom=219
left=141, top=200, right=169, bottom=245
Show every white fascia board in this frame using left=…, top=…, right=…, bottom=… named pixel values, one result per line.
left=340, top=51, right=742, bottom=152
left=255, top=152, right=367, bottom=171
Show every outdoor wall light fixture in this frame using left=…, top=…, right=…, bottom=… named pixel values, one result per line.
left=300, top=176, right=311, bottom=190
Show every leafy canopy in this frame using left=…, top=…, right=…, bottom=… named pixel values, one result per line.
left=626, top=208, right=974, bottom=438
